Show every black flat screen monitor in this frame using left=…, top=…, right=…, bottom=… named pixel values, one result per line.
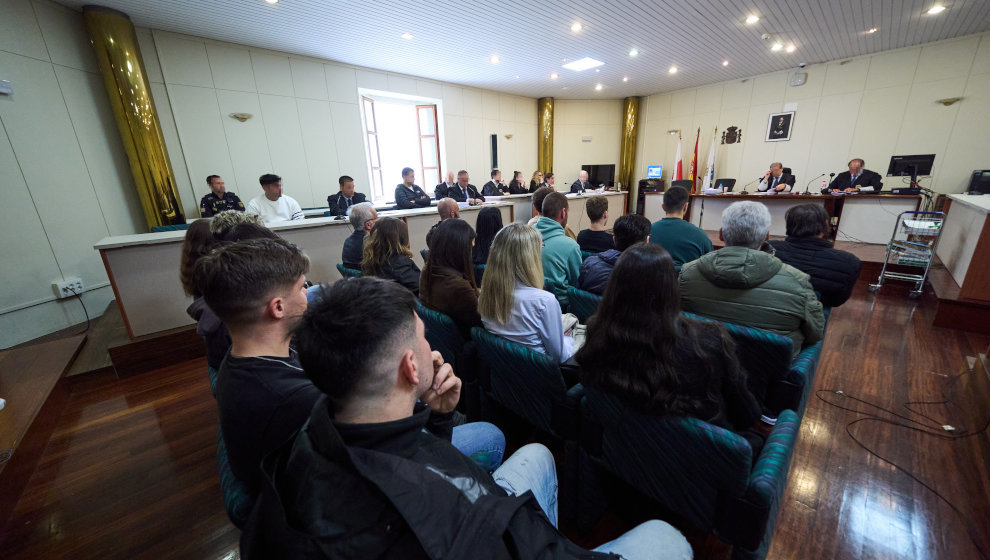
left=968, top=170, right=990, bottom=194
left=887, top=154, right=935, bottom=177
left=581, top=164, right=616, bottom=187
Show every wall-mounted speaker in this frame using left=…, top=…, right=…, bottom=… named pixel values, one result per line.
left=490, top=134, right=498, bottom=169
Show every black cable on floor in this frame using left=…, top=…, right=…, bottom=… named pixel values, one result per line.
left=66, top=287, right=91, bottom=336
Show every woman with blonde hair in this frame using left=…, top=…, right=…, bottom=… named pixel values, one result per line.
left=529, top=170, right=548, bottom=192
left=361, top=217, right=421, bottom=295
left=479, top=223, right=573, bottom=363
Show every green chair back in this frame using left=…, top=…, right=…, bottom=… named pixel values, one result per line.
left=336, top=263, right=362, bottom=278
left=566, top=286, right=602, bottom=323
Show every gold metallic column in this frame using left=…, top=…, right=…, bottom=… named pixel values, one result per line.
left=619, top=97, right=641, bottom=213
left=83, top=6, right=184, bottom=228
left=537, top=97, right=554, bottom=174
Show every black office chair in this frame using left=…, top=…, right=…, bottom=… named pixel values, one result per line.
left=783, top=167, right=796, bottom=186
left=714, top=178, right=736, bottom=192
left=671, top=180, right=693, bottom=190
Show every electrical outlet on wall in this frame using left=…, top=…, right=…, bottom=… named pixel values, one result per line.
left=53, top=277, right=83, bottom=299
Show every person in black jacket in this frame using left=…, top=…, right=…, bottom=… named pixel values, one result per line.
left=483, top=169, right=510, bottom=196
left=757, top=162, right=796, bottom=192
left=447, top=170, right=485, bottom=203
left=576, top=243, right=765, bottom=454
left=824, top=158, right=884, bottom=193
left=768, top=204, right=861, bottom=307
left=240, top=276, right=692, bottom=559
left=327, top=175, right=367, bottom=216
left=434, top=171, right=456, bottom=200
left=362, top=217, right=422, bottom=295
left=395, top=167, right=432, bottom=209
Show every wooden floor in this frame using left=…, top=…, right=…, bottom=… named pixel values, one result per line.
left=1, top=280, right=987, bottom=559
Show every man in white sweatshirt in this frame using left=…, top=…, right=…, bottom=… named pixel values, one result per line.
left=246, top=173, right=303, bottom=223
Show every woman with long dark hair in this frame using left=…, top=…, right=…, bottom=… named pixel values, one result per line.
left=575, top=243, right=762, bottom=445
left=508, top=171, right=528, bottom=194
left=420, top=218, right=481, bottom=337
left=472, top=207, right=504, bottom=265
left=362, top=217, right=420, bottom=295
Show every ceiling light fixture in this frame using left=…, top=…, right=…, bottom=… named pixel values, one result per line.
left=490, top=55, right=500, bottom=64
left=265, top=0, right=279, bottom=4
left=745, top=15, right=760, bottom=24
left=595, top=83, right=603, bottom=91
left=629, top=48, right=639, bottom=57
left=785, top=44, right=796, bottom=53
left=514, top=75, right=520, bottom=79
left=722, top=60, right=729, bottom=66
left=867, top=27, right=878, bottom=33
left=668, top=66, right=678, bottom=74
left=622, top=76, right=629, bottom=82
left=927, top=5, right=946, bottom=14
left=401, top=33, right=413, bottom=39
left=550, top=72, right=558, bottom=80
left=771, top=42, right=783, bottom=51
left=571, top=22, right=583, bottom=32
left=563, top=57, right=605, bottom=71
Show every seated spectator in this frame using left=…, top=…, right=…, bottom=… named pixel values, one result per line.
left=679, top=201, right=825, bottom=355
left=576, top=243, right=764, bottom=452
left=769, top=204, right=861, bottom=307
left=362, top=217, right=421, bottom=295
left=534, top=192, right=582, bottom=309
left=473, top=206, right=504, bottom=265
left=395, top=167, right=432, bottom=209
left=420, top=219, right=482, bottom=338
left=327, top=175, right=367, bottom=217
left=342, top=202, right=377, bottom=270
left=526, top=186, right=554, bottom=227
left=480, top=224, right=574, bottom=364
left=195, top=238, right=319, bottom=493
left=577, top=195, right=613, bottom=254
left=246, top=173, right=304, bottom=223
left=242, top=276, right=691, bottom=558
left=426, top=197, right=460, bottom=247
left=650, top=186, right=713, bottom=268
left=579, top=213, right=651, bottom=295
left=209, top=209, right=264, bottom=239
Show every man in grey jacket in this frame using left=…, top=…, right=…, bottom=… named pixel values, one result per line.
left=679, top=201, right=825, bottom=355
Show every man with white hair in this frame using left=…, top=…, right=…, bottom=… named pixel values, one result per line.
left=678, top=200, right=824, bottom=355
left=342, top=202, right=377, bottom=269
left=570, top=170, right=592, bottom=193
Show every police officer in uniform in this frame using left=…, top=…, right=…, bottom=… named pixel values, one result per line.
left=200, top=175, right=245, bottom=217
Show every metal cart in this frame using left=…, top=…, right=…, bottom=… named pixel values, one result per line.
left=869, top=211, right=944, bottom=298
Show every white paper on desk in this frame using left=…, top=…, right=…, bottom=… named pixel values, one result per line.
left=860, top=187, right=875, bottom=193
left=704, top=188, right=722, bottom=194
left=750, top=191, right=774, bottom=195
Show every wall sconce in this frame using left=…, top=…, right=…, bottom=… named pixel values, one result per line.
left=937, top=97, right=962, bottom=106
left=667, top=129, right=680, bottom=135
left=230, top=113, right=253, bottom=122
left=504, top=134, right=513, bottom=139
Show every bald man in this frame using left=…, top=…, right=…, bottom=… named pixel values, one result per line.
left=426, top=197, right=460, bottom=247
left=570, top=170, right=592, bottom=193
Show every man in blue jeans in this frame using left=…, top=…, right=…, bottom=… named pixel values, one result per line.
left=241, top=277, right=691, bottom=559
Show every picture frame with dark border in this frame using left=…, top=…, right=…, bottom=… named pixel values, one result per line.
left=765, top=111, right=794, bottom=142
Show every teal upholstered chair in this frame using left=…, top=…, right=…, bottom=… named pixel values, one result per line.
left=566, top=286, right=602, bottom=323
left=150, top=223, right=190, bottom=233
left=580, top=250, right=596, bottom=261
left=470, top=327, right=582, bottom=440
left=473, top=263, right=486, bottom=286
left=207, top=365, right=255, bottom=528
left=336, top=263, right=362, bottom=278
left=420, top=249, right=429, bottom=262
left=416, top=301, right=480, bottom=418
left=578, top=386, right=800, bottom=560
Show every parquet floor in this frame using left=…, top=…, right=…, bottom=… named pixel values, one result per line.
left=1, top=279, right=987, bottom=559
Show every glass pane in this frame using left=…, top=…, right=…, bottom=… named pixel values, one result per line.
left=373, top=169, right=383, bottom=200
left=363, top=99, right=376, bottom=132
left=421, top=138, right=437, bottom=167
left=418, top=107, right=435, bottom=135
left=368, top=134, right=380, bottom=167
left=424, top=168, right=439, bottom=187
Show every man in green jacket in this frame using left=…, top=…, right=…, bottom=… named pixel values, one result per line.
left=534, top=192, right=582, bottom=309
left=679, top=200, right=825, bottom=355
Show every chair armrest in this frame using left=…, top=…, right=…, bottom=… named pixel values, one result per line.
left=552, top=383, right=585, bottom=440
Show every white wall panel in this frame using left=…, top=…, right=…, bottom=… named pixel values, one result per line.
left=972, top=36, right=990, bottom=75
left=462, top=89, right=483, bottom=117
left=355, top=69, right=388, bottom=90
left=442, top=85, right=463, bottom=116
left=157, top=34, right=214, bottom=88
left=150, top=83, right=198, bottom=218
left=939, top=73, right=990, bottom=192
left=915, top=36, right=980, bottom=83
left=33, top=0, right=97, bottom=73
left=0, top=0, right=49, bottom=61
left=259, top=94, right=314, bottom=207
left=325, top=64, right=358, bottom=103
left=297, top=98, right=342, bottom=198
left=215, top=90, right=272, bottom=195
left=136, top=28, right=164, bottom=84
left=386, top=74, right=417, bottom=96
left=251, top=52, right=294, bottom=97
left=443, top=114, right=466, bottom=173
left=482, top=92, right=499, bottom=120
left=206, top=43, right=256, bottom=92
left=416, top=80, right=444, bottom=100
left=290, top=58, right=328, bottom=100
left=866, top=48, right=920, bottom=90
left=850, top=85, right=910, bottom=173
left=784, top=66, right=826, bottom=101
left=330, top=102, right=371, bottom=190
left=167, top=84, right=235, bottom=198
left=822, top=58, right=870, bottom=97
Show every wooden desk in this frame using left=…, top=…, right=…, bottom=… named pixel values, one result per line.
left=686, top=193, right=920, bottom=243
left=95, top=202, right=512, bottom=339
left=936, top=194, right=990, bottom=302
left=486, top=190, right=628, bottom=229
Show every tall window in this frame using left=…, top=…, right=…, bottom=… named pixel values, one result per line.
left=359, top=92, right=443, bottom=203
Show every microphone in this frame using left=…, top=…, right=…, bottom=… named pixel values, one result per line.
left=803, top=173, right=825, bottom=195
left=738, top=176, right=762, bottom=195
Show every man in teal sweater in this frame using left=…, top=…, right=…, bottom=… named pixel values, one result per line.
left=650, top=186, right=713, bottom=268
left=534, top=192, right=581, bottom=309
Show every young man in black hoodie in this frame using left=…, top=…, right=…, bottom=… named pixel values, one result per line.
left=241, top=277, right=691, bottom=559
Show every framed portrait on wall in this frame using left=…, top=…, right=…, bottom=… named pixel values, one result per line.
left=765, top=111, right=794, bottom=142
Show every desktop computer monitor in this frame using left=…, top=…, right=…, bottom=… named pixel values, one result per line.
left=581, top=164, right=616, bottom=187
left=887, top=154, right=935, bottom=177
left=968, top=170, right=990, bottom=194
left=647, top=165, right=662, bottom=178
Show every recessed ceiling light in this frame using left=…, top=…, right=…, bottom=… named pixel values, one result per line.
left=595, top=68, right=600, bottom=72
left=771, top=42, right=783, bottom=51
left=722, top=60, right=729, bottom=66
left=265, top=0, right=279, bottom=4
left=668, top=66, right=678, bottom=74
left=550, top=72, right=558, bottom=80
left=785, top=44, right=796, bottom=53
left=571, top=22, right=583, bottom=32
left=629, top=48, right=639, bottom=57
left=745, top=15, right=760, bottom=24
left=563, top=57, right=605, bottom=71
left=867, top=27, right=878, bottom=33
left=927, top=5, right=946, bottom=14
left=514, top=75, right=520, bottom=79
left=490, top=55, right=500, bottom=64
left=622, top=76, right=629, bottom=82
left=401, top=33, right=413, bottom=39
left=595, top=83, right=603, bottom=91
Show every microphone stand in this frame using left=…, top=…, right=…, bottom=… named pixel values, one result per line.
left=739, top=177, right=761, bottom=195
left=803, top=173, right=825, bottom=195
